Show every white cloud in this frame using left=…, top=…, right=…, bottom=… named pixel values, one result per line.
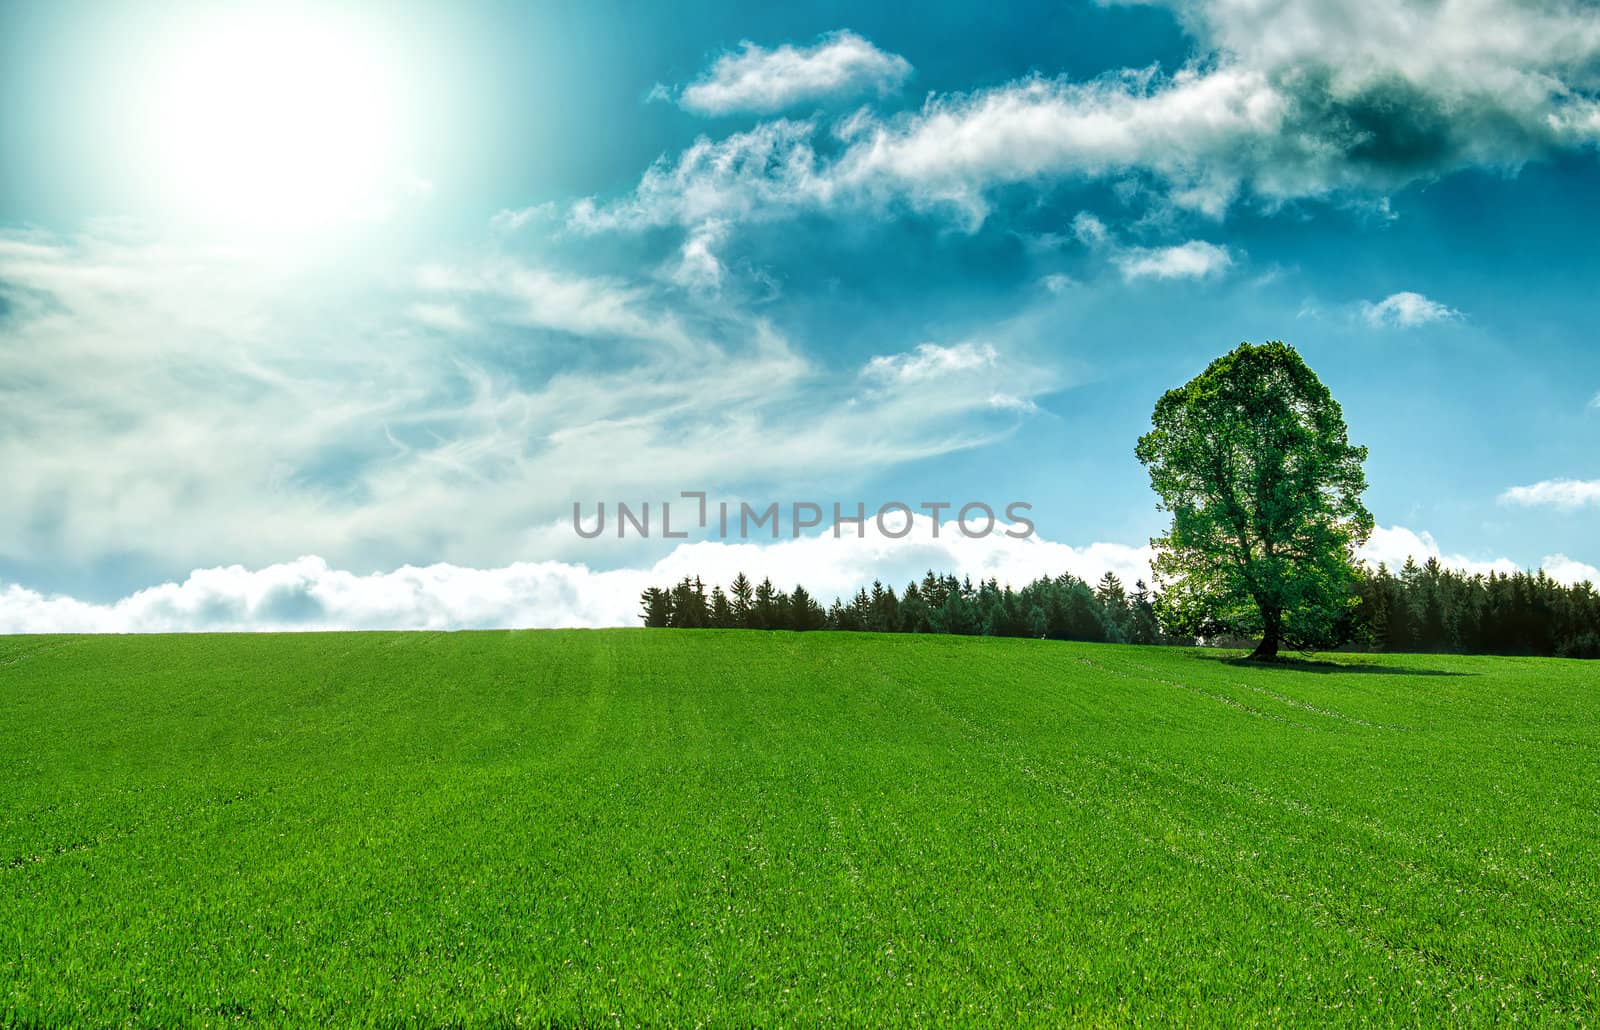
left=0, top=518, right=1152, bottom=633
left=408, top=302, right=475, bottom=334
left=833, top=67, right=1285, bottom=222
left=580, top=0, right=1600, bottom=232
left=1357, top=525, right=1519, bottom=578
left=669, top=220, right=728, bottom=293
left=1541, top=554, right=1600, bottom=587
left=489, top=203, right=556, bottom=234
left=1357, top=524, right=1596, bottom=585
left=863, top=341, right=998, bottom=383
left=1115, top=239, right=1233, bottom=281
left=1359, top=291, right=1461, bottom=327
left=988, top=393, right=1040, bottom=414
left=678, top=31, right=912, bottom=116
left=571, top=119, right=828, bottom=233
left=1069, top=209, right=1232, bottom=282
left=0, top=556, right=634, bottom=634
left=416, top=259, right=687, bottom=346
left=8, top=518, right=1589, bottom=633
left=0, top=230, right=1058, bottom=583
left=1167, top=0, right=1600, bottom=103
left=1499, top=479, right=1600, bottom=511
left=854, top=341, right=1050, bottom=453
left=1071, top=212, right=1111, bottom=247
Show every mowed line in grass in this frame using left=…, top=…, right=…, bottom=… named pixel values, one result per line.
left=1, top=630, right=1596, bottom=1026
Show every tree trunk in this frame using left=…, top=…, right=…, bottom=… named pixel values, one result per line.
left=1250, top=608, right=1282, bottom=661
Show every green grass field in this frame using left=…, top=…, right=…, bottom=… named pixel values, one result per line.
left=2, top=630, right=1597, bottom=1026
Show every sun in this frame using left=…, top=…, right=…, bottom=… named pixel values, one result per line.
left=141, top=9, right=403, bottom=235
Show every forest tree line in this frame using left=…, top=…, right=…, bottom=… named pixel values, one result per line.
left=639, top=559, right=1600, bottom=658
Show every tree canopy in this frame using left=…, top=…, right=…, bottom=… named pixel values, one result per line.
left=1135, top=341, right=1373, bottom=659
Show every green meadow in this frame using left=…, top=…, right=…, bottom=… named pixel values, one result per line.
left=2, top=630, right=1596, bottom=1026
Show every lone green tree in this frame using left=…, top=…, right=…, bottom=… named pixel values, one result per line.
left=1135, top=341, right=1373, bottom=659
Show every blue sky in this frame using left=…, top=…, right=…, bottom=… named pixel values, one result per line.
left=2, top=0, right=1598, bottom=630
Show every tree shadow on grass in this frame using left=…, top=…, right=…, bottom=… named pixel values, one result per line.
left=1192, top=652, right=1477, bottom=677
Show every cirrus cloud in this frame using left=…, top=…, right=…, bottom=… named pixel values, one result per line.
left=0, top=230, right=1056, bottom=588
left=1070, top=210, right=1234, bottom=282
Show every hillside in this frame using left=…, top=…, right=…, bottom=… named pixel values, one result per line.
left=2, top=631, right=1597, bottom=1025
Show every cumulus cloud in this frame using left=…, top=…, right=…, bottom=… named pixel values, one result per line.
left=0, top=556, right=632, bottom=634
left=1357, top=525, right=1518, bottom=578
left=1541, top=554, right=1600, bottom=586
left=863, top=341, right=998, bottom=383
left=570, top=119, right=828, bottom=233
left=579, top=0, right=1600, bottom=232
left=1069, top=209, right=1233, bottom=282
left=678, top=30, right=912, bottom=116
left=1499, top=478, right=1600, bottom=511
left=0, top=518, right=1152, bottom=633
left=1115, top=239, right=1233, bottom=281
left=1359, top=291, right=1461, bottom=327
left=1357, top=524, right=1596, bottom=585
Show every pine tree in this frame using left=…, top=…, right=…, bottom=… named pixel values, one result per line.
left=729, top=573, right=754, bottom=628
left=752, top=578, right=776, bottom=630
left=639, top=587, right=672, bottom=628
left=1095, top=572, right=1129, bottom=643
left=900, top=583, right=931, bottom=633
left=790, top=585, right=824, bottom=631
left=1129, top=579, right=1161, bottom=644
left=668, top=577, right=709, bottom=627
left=871, top=582, right=900, bottom=633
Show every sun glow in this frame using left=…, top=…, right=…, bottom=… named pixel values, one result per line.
left=139, top=9, right=405, bottom=236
